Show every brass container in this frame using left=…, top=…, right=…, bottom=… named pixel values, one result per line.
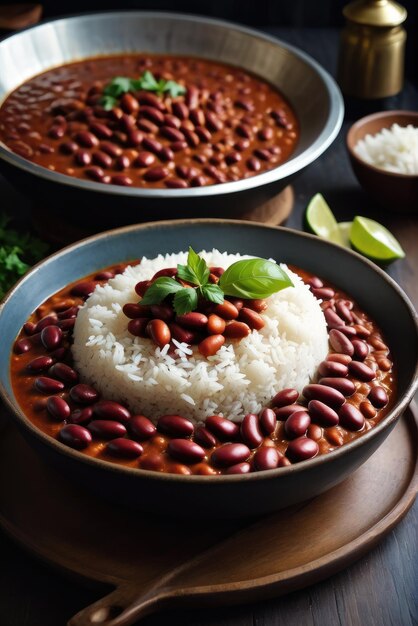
left=338, top=0, right=407, bottom=99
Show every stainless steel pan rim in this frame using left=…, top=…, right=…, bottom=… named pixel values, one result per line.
left=0, top=11, right=344, bottom=199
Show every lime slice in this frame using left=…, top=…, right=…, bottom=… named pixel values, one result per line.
left=350, top=216, right=405, bottom=262
left=305, top=193, right=344, bottom=245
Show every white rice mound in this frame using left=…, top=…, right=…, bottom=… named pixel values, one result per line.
left=72, top=250, right=329, bottom=423
left=354, top=123, right=418, bottom=175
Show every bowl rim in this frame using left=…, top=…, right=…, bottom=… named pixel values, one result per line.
left=0, top=10, right=344, bottom=199
left=0, top=218, right=417, bottom=484
left=346, top=110, right=418, bottom=180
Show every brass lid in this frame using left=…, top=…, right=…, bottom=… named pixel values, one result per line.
left=343, top=0, right=407, bottom=27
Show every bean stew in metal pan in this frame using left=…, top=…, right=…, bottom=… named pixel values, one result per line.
left=10, top=262, right=395, bottom=476
left=0, top=54, right=298, bottom=188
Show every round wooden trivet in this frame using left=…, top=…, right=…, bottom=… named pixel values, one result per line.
left=0, top=404, right=416, bottom=626
left=32, top=186, right=294, bottom=247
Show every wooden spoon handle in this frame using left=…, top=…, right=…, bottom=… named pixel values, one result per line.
left=67, top=582, right=169, bottom=626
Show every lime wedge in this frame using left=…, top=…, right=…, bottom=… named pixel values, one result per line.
left=350, top=216, right=405, bottom=262
left=305, top=193, right=343, bottom=245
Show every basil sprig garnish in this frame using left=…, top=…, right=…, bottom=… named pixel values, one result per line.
left=140, top=248, right=293, bottom=316
left=101, top=71, right=186, bottom=110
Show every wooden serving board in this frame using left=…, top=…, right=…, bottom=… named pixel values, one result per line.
left=0, top=403, right=416, bottom=626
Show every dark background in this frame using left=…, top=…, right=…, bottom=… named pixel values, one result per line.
left=1, top=1, right=417, bottom=83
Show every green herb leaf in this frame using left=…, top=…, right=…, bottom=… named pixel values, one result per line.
left=164, top=80, right=187, bottom=97
left=219, top=258, right=293, bottom=299
left=173, top=287, right=198, bottom=315
left=0, top=212, right=49, bottom=299
left=177, top=247, right=210, bottom=287
left=100, top=71, right=186, bottom=109
left=200, top=283, right=224, bottom=305
left=139, top=277, right=183, bottom=306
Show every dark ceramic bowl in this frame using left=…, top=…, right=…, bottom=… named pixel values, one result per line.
left=0, top=12, right=343, bottom=226
left=347, top=111, right=418, bottom=213
left=0, top=220, right=417, bottom=518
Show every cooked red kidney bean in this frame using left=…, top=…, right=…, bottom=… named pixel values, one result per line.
left=377, top=357, right=392, bottom=371
left=213, top=301, right=239, bottom=321
left=272, top=388, right=299, bottom=408
left=206, top=314, right=226, bottom=335
left=168, top=323, right=196, bottom=344
left=254, top=446, right=280, bottom=471
left=334, top=325, right=357, bottom=338
left=323, top=309, right=346, bottom=330
left=128, top=415, right=156, bottom=440
left=27, top=355, right=54, bottom=373
left=238, top=307, right=265, bottom=330
left=119, top=93, right=139, bottom=114
left=140, top=453, right=164, bottom=471
left=70, top=280, right=96, bottom=298
left=127, top=319, right=148, bottom=339
left=59, top=424, right=92, bottom=449
left=89, top=122, right=113, bottom=139
left=317, top=360, right=348, bottom=378
left=328, top=329, right=355, bottom=356
left=225, top=462, right=251, bottom=474
left=351, top=339, right=369, bottom=361
left=23, top=321, right=37, bottom=335
left=335, top=300, right=353, bottom=323
left=165, top=177, right=188, bottom=188
left=326, top=427, right=343, bottom=447
left=240, top=413, right=263, bottom=448
left=176, top=312, right=208, bottom=329
left=285, top=411, right=311, bottom=438
left=74, top=131, right=98, bottom=148
left=70, top=383, right=99, bottom=405
left=224, top=321, right=251, bottom=339
left=107, top=438, right=143, bottom=459
left=339, top=403, right=365, bottom=431
left=205, top=415, right=239, bottom=440
left=318, top=377, right=355, bottom=397
left=303, top=384, right=345, bottom=408
left=60, top=140, right=78, bottom=154
left=46, top=396, right=71, bottom=420
left=57, top=305, right=79, bottom=319
left=168, top=439, right=206, bottom=464
left=111, top=174, right=133, bottom=186
left=253, top=148, right=272, bottom=161
left=35, top=314, right=58, bottom=333
left=147, top=319, right=171, bottom=347
left=286, top=437, right=319, bottom=462
left=247, top=299, right=268, bottom=313
left=149, top=304, right=174, bottom=322
left=14, top=338, right=32, bottom=354
left=35, top=376, right=64, bottom=394
left=308, top=400, right=339, bottom=427
left=49, top=362, right=78, bottom=384
left=88, top=420, right=127, bottom=439
left=157, top=414, right=194, bottom=438
left=123, top=303, right=149, bottom=319
left=199, top=334, right=226, bottom=356
left=307, top=423, right=323, bottom=441
left=194, top=426, right=217, bottom=448
left=100, top=141, right=122, bottom=157
left=327, top=353, right=352, bottom=365
left=368, top=386, right=389, bottom=408
left=75, top=150, right=91, bottom=166
left=274, top=404, right=308, bottom=420
left=93, top=400, right=131, bottom=423
left=40, top=325, right=62, bottom=350
left=69, top=407, right=93, bottom=425
left=135, top=280, right=151, bottom=297
left=143, top=166, right=169, bottom=182
left=211, top=443, right=250, bottom=467
left=58, top=318, right=76, bottom=331
left=246, top=157, right=261, bottom=171
left=348, top=361, right=376, bottom=382
left=259, top=407, right=277, bottom=435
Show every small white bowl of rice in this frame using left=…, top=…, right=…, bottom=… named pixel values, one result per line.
left=347, top=110, right=418, bottom=212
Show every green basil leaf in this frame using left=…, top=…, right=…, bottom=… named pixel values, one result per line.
left=173, top=287, right=198, bottom=315
left=187, top=247, right=210, bottom=285
left=176, top=264, right=198, bottom=285
left=140, top=71, right=159, bottom=91
left=164, top=80, right=186, bottom=97
left=219, top=258, right=293, bottom=299
left=140, top=277, right=183, bottom=306
left=102, top=95, right=118, bottom=111
left=200, top=283, right=224, bottom=305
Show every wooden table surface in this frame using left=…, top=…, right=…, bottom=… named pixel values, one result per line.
left=0, top=27, right=417, bottom=626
